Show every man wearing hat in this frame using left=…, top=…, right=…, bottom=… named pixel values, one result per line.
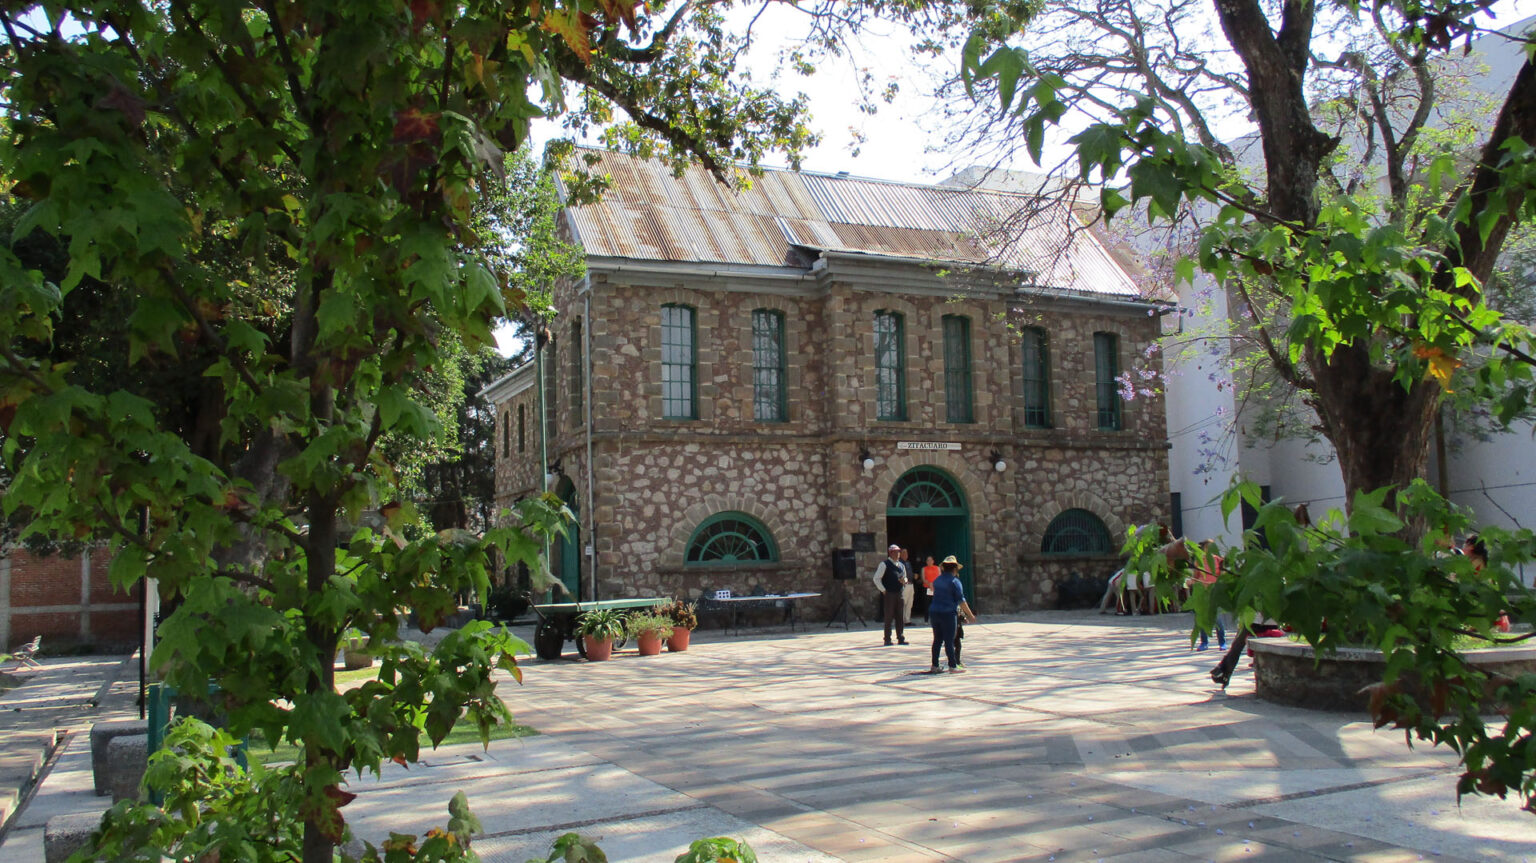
left=928, top=555, right=976, bottom=673
left=872, top=544, right=909, bottom=645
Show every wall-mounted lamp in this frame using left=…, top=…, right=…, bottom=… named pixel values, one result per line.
left=858, top=447, right=875, bottom=472
left=545, top=458, right=563, bottom=487
left=990, top=450, right=1007, bottom=473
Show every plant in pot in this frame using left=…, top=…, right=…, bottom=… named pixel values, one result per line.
left=660, top=600, right=698, bottom=652
left=340, top=628, right=374, bottom=670
left=574, top=608, right=626, bottom=662
left=626, top=610, right=674, bottom=657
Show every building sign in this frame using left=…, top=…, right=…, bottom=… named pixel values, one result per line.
left=851, top=533, right=876, bottom=552
left=897, top=441, right=962, bottom=451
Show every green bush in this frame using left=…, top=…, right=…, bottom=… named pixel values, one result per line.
left=624, top=610, right=674, bottom=639
left=573, top=608, right=625, bottom=641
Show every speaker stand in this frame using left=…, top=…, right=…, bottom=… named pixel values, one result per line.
left=826, top=583, right=866, bottom=629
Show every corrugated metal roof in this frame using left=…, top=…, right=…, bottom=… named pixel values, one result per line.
left=561, top=149, right=1142, bottom=297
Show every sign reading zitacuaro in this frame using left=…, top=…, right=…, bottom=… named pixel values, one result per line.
left=896, top=441, right=962, bottom=451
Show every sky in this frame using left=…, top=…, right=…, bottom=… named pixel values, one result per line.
left=495, top=0, right=1536, bottom=354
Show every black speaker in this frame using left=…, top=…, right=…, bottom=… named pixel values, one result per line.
left=831, top=548, right=857, bottom=580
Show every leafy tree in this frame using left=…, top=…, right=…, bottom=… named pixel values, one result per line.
left=943, top=0, right=1536, bottom=814
left=0, top=2, right=815, bottom=861
left=956, top=0, right=1536, bottom=506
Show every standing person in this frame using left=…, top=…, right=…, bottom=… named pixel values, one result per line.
left=1189, top=541, right=1226, bottom=651
left=928, top=555, right=975, bottom=673
left=872, top=544, right=908, bottom=645
left=920, top=555, right=941, bottom=622
left=899, top=547, right=915, bottom=625
left=1462, top=534, right=1511, bottom=632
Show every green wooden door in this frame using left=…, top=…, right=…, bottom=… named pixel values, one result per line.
left=886, top=467, right=974, bottom=603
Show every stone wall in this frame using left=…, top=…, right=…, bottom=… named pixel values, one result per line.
left=1251, top=639, right=1536, bottom=712
left=493, top=262, right=1170, bottom=614
left=1, top=546, right=140, bottom=650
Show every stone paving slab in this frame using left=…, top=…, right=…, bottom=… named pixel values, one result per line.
left=0, top=654, right=136, bottom=839
left=7, top=611, right=1536, bottom=862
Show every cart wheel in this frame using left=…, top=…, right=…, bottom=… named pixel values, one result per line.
left=533, top=619, right=565, bottom=660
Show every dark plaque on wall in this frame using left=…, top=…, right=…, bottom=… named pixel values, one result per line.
left=850, top=532, right=876, bottom=553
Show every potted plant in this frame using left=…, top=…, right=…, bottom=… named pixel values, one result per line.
left=340, top=628, right=374, bottom=670
left=660, top=600, right=698, bottom=652
left=626, top=610, right=674, bottom=656
left=574, top=608, right=626, bottom=662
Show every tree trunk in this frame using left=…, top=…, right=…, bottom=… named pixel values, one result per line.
left=1306, top=342, right=1440, bottom=507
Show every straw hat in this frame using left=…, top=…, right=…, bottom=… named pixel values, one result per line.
left=941, top=555, right=963, bottom=569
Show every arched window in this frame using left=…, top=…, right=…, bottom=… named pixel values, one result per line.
left=888, top=468, right=964, bottom=511
left=686, top=512, right=778, bottom=565
left=1041, top=509, right=1113, bottom=555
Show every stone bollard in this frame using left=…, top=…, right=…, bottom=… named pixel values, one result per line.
left=90, top=719, right=148, bottom=796
left=105, top=733, right=148, bottom=803
left=44, top=811, right=104, bottom=863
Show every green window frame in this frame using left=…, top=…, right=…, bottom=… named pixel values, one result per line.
left=752, top=309, right=786, bottom=422
left=942, top=314, right=973, bottom=423
left=661, top=304, right=697, bottom=420
left=1021, top=326, right=1051, bottom=428
left=570, top=318, right=583, bottom=426
left=516, top=404, right=526, bottom=453
left=502, top=411, right=510, bottom=458
left=543, top=340, right=558, bottom=442
left=1041, top=509, right=1113, bottom=555
left=1094, top=331, right=1122, bottom=431
left=685, top=512, right=779, bottom=565
left=874, top=311, right=906, bottom=421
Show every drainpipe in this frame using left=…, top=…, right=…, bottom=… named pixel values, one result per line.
left=581, top=276, right=597, bottom=600
left=535, top=326, right=550, bottom=593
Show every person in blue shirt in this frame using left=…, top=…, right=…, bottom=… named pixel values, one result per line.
left=927, top=555, right=975, bottom=674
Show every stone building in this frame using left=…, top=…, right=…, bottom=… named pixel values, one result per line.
left=483, top=149, right=1170, bottom=616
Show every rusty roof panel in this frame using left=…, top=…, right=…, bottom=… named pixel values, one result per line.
left=562, top=148, right=1141, bottom=297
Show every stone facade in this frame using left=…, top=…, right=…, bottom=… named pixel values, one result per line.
left=489, top=260, right=1170, bottom=617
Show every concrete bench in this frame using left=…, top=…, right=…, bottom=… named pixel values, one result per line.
left=90, top=719, right=148, bottom=797
left=45, top=811, right=104, bottom=863
left=105, top=733, right=148, bottom=803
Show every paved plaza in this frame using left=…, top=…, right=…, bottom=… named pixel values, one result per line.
left=5, top=610, right=1536, bottom=861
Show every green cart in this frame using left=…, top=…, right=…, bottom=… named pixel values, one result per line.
left=531, top=597, right=667, bottom=659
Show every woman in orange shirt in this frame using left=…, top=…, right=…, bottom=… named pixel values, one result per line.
left=917, top=555, right=941, bottom=622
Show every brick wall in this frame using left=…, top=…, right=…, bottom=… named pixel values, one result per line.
left=2, top=546, right=141, bottom=651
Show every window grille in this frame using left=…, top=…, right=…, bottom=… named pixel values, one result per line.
left=686, top=513, right=778, bottom=564
left=752, top=309, right=786, bottom=421
left=1094, top=331, right=1122, bottom=431
left=943, top=315, right=973, bottom=423
left=874, top=311, right=906, bottom=421
left=1021, top=327, right=1051, bottom=428
left=1041, top=509, right=1113, bottom=554
left=661, top=304, right=697, bottom=419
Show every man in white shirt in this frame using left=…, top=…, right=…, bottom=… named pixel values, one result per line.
left=872, top=544, right=909, bottom=645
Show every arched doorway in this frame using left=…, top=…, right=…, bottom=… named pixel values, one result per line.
left=886, top=467, right=973, bottom=601
left=550, top=477, right=582, bottom=601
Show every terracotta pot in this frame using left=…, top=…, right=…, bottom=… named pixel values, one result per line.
left=667, top=628, right=692, bottom=652
left=636, top=632, right=664, bottom=656
left=583, top=635, right=614, bottom=662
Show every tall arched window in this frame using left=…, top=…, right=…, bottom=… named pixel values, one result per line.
left=1041, top=509, right=1113, bottom=554
left=685, top=512, right=778, bottom=564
